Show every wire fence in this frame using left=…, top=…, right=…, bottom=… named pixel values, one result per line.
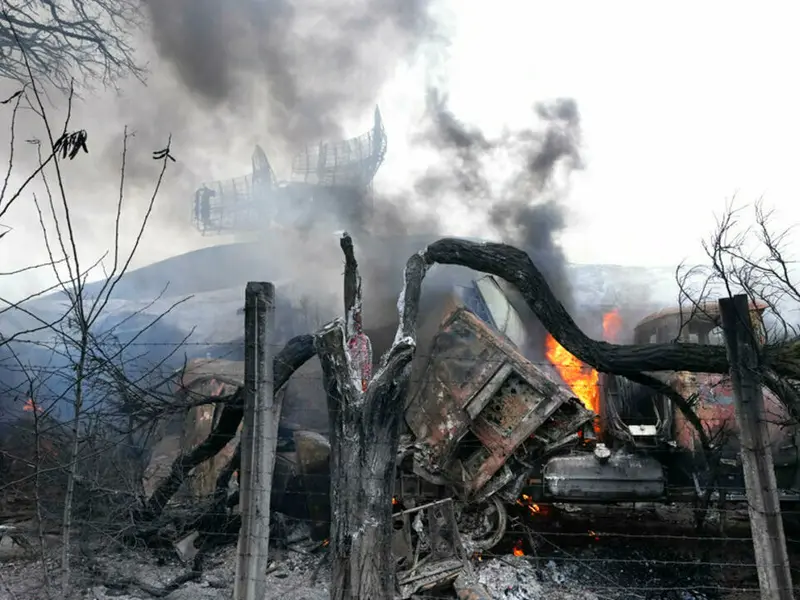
left=0, top=336, right=799, bottom=599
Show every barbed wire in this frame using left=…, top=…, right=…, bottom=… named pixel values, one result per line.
left=2, top=451, right=798, bottom=597
left=1, top=334, right=797, bottom=595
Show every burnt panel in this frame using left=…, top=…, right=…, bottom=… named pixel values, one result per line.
left=407, top=306, right=596, bottom=496
left=405, top=309, right=507, bottom=473
left=478, top=373, right=536, bottom=437
left=466, top=369, right=589, bottom=496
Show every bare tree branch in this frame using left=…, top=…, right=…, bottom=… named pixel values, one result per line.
left=0, top=1, right=145, bottom=93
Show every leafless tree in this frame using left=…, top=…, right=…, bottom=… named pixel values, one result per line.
left=676, top=198, right=800, bottom=424
left=0, top=1, right=145, bottom=93
left=0, top=33, right=188, bottom=595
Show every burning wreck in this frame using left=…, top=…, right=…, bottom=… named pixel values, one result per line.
left=148, top=274, right=800, bottom=556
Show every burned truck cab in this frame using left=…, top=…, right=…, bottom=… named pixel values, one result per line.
left=401, top=275, right=668, bottom=515
left=404, top=306, right=594, bottom=504
left=402, top=280, right=798, bottom=512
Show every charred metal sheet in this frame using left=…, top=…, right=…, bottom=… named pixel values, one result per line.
left=405, top=309, right=511, bottom=472
left=406, top=307, right=594, bottom=498
left=464, top=368, right=591, bottom=496
left=671, top=371, right=788, bottom=456
left=543, top=451, right=666, bottom=501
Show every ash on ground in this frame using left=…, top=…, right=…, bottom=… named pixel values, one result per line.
left=475, top=553, right=714, bottom=600
left=0, top=502, right=791, bottom=600
left=477, top=556, right=598, bottom=600
left=0, top=543, right=330, bottom=600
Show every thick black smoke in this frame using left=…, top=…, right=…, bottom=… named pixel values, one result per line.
left=142, top=0, right=432, bottom=147
left=404, top=91, right=582, bottom=356
left=38, top=0, right=440, bottom=246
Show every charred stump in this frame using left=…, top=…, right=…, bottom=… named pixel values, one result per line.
left=315, top=234, right=424, bottom=600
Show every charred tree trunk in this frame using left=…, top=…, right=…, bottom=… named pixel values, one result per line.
left=315, top=235, right=423, bottom=600
left=316, top=324, right=413, bottom=599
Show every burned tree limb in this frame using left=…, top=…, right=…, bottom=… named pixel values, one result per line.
left=762, top=368, right=800, bottom=425
left=143, top=334, right=317, bottom=521
left=145, top=389, right=245, bottom=518
left=341, top=233, right=362, bottom=339
left=274, top=333, right=316, bottom=390
left=421, top=238, right=800, bottom=378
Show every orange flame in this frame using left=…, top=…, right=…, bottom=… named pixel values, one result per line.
left=603, top=309, right=623, bottom=342
left=392, top=497, right=398, bottom=506
left=516, top=493, right=545, bottom=517
left=23, top=398, right=41, bottom=413
left=545, top=335, right=599, bottom=414
left=512, top=540, right=525, bottom=557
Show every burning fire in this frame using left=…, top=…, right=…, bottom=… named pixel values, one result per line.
left=516, top=494, right=544, bottom=516
left=512, top=540, right=525, bottom=557
left=545, top=335, right=599, bottom=413
left=544, top=309, right=622, bottom=417
left=391, top=497, right=398, bottom=506
left=23, top=398, right=41, bottom=413
left=602, top=308, right=622, bottom=342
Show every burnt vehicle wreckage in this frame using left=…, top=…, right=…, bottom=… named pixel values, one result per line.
left=150, top=112, right=800, bottom=595
left=149, top=274, right=800, bottom=596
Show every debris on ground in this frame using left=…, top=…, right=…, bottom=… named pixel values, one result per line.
left=476, top=556, right=598, bottom=600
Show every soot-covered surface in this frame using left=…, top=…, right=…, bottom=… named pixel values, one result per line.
left=482, top=502, right=800, bottom=600
left=1, top=504, right=798, bottom=599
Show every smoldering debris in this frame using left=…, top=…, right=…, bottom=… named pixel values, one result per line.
left=476, top=557, right=598, bottom=600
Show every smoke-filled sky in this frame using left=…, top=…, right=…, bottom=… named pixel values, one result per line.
left=1, top=0, right=799, bottom=306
